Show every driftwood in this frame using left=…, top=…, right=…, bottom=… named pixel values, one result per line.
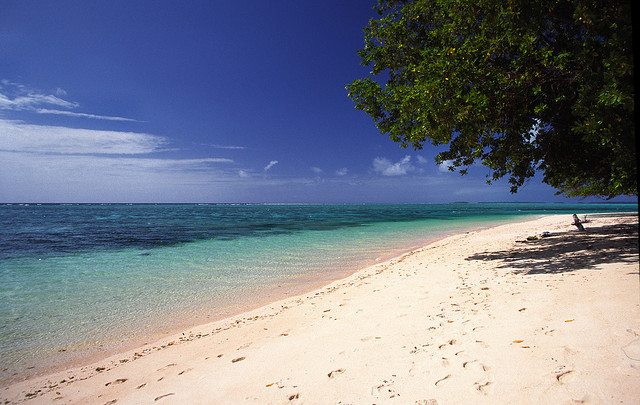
left=572, top=214, right=586, bottom=231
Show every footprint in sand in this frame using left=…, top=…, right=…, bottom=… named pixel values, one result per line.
left=372, top=379, right=398, bottom=398
left=105, top=378, right=127, bottom=386
left=462, top=359, right=494, bottom=394
left=476, top=381, right=494, bottom=394
left=622, top=335, right=640, bottom=361
left=464, top=361, right=492, bottom=373
left=434, top=374, right=452, bottom=386
left=463, top=360, right=480, bottom=370
left=327, top=369, right=345, bottom=379
left=154, top=393, right=175, bottom=401
left=438, top=339, right=458, bottom=350
left=177, top=368, right=193, bottom=376
left=556, top=370, right=575, bottom=384
left=475, top=340, right=490, bottom=348
left=157, top=363, right=176, bottom=371
left=236, top=342, right=252, bottom=350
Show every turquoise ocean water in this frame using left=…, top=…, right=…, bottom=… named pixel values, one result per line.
left=0, top=203, right=636, bottom=384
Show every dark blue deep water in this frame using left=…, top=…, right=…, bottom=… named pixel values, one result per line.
left=1, top=203, right=635, bottom=259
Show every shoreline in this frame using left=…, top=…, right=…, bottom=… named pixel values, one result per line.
left=2, top=213, right=638, bottom=404
left=0, top=214, right=537, bottom=388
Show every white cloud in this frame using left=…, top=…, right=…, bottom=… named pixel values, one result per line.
left=36, top=109, right=139, bottom=122
left=372, top=155, right=414, bottom=176
left=335, top=168, right=349, bottom=176
left=0, top=91, right=78, bottom=110
left=238, top=169, right=250, bottom=178
left=438, top=160, right=454, bottom=173
left=0, top=151, right=235, bottom=202
left=207, top=144, right=247, bottom=150
left=416, top=155, right=428, bottom=164
left=0, top=153, right=233, bottom=180
left=264, top=160, right=278, bottom=171
left=0, top=116, right=245, bottom=202
left=0, top=81, right=78, bottom=111
left=137, top=157, right=233, bottom=167
left=0, top=119, right=166, bottom=154
left=0, top=80, right=138, bottom=122
left=311, top=166, right=323, bottom=174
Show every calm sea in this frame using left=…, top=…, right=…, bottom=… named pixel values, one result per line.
left=0, top=202, right=635, bottom=384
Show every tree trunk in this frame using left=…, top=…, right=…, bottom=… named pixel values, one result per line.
left=572, top=214, right=586, bottom=231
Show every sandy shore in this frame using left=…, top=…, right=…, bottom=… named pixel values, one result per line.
left=2, top=213, right=638, bottom=404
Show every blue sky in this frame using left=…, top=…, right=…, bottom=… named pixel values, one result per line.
left=0, top=1, right=636, bottom=203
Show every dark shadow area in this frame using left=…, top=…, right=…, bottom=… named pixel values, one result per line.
left=466, top=218, right=639, bottom=275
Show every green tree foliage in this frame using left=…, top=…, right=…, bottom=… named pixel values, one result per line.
left=347, top=0, right=635, bottom=198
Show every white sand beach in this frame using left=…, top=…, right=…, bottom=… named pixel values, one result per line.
left=2, top=213, right=638, bottom=404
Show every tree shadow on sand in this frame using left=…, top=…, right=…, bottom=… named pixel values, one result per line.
left=466, top=213, right=639, bottom=275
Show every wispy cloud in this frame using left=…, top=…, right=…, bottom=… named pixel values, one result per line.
left=0, top=119, right=166, bottom=154
left=0, top=119, right=236, bottom=201
left=207, top=144, right=247, bottom=150
left=264, top=160, right=278, bottom=171
left=311, top=166, right=323, bottom=174
left=335, top=168, right=349, bottom=176
left=372, top=155, right=415, bottom=176
left=0, top=90, right=78, bottom=110
left=0, top=80, right=139, bottom=122
left=36, top=108, right=139, bottom=122
left=0, top=150, right=236, bottom=202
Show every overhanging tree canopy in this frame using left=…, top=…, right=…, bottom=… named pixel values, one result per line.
left=347, top=0, right=635, bottom=198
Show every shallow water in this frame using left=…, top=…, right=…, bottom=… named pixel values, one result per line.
left=0, top=202, right=635, bottom=384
